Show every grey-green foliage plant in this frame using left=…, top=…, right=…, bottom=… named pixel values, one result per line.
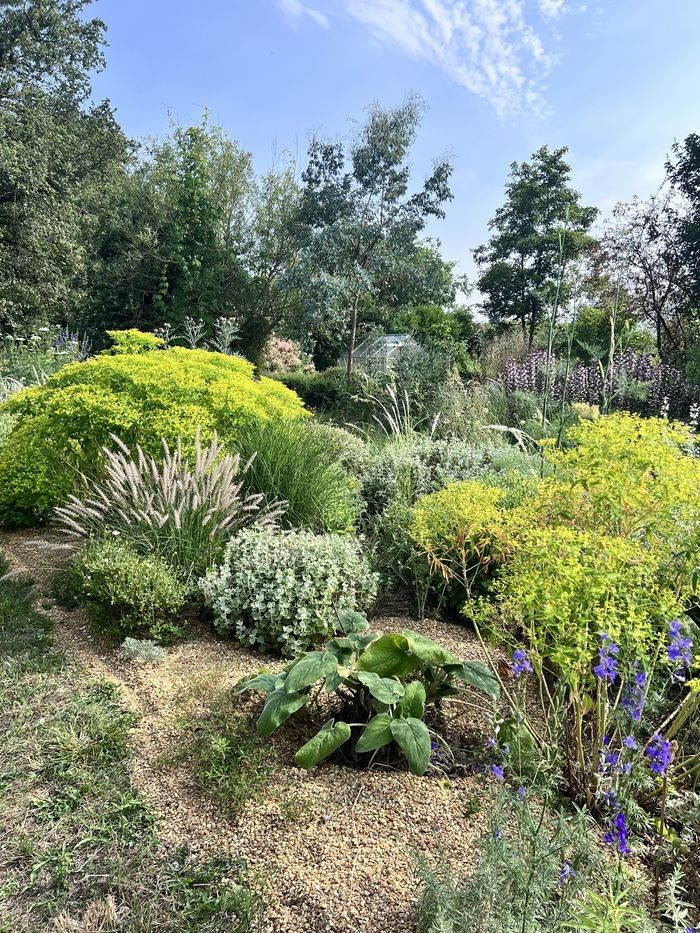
left=120, top=637, right=168, bottom=663
left=416, top=784, right=659, bottom=933
left=202, top=526, right=378, bottom=656
left=237, top=614, right=499, bottom=776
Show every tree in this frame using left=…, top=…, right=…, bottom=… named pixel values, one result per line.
left=666, top=134, right=700, bottom=311
left=81, top=118, right=303, bottom=357
left=0, top=0, right=130, bottom=331
left=293, top=96, right=454, bottom=377
left=473, top=146, right=597, bottom=347
left=592, top=188, right=693, bottom=362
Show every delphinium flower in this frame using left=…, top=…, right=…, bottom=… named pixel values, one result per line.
left=603, top=810, right=631, bottom=856
left=667, top=619, right=694, bottom=683
left=516, top=786, right=527, bottom=801
left=645, top=732, right=673, bottom=776
left=593, top=632, right=620, bottom=684
left=491, top=764, right=505, bottom=781
left=511, top=648, right=533, bottom=677
left=621, top=665, right=647, bottom=722
left=557, top=862, right=575, bottom=886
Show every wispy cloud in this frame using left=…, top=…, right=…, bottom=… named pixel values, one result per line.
left=342, top=0, right=579, bottom=115
left=276, top=0, right=330, bottom=29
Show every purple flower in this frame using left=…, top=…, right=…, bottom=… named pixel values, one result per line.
left=593, top=632, right=620, bottom=684
left=604, top=810, right=631, bottom=856
left=558, top=862, right=575, bottom=886
left=486, top=736, right=497, bottom=750
left=645, top=732, right=673, bottom=776
left=493, top=826, right=503, bottom=840
left=623, top=735, right=637, bottom=750
left=667, top=620, right=693, bottom=683
left=511, top=648, right=533, bottom=678
left=621, top=664, right=647, bottom=721
left=516, top=786, right=527, bottom=801
left=491, top=764, right=505, bottom=781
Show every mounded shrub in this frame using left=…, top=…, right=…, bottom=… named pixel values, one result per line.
left=0, top=333, right=308, bottom=526
left=64, top=539, right=188, bottom=642
left=201, top=526, right=378, bottom=656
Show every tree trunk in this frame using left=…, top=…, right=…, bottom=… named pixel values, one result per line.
left=346, top=294, right=360, bottom=382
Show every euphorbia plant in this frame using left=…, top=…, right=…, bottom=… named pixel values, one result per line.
left=236, top=612, right=499, bottom=776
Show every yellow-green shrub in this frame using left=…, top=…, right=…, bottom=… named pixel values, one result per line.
left=410, top=480, right=528, bottom=584
left=535, top=413, right=700, bottom=593
left=0, top=334, right=308, bottom=526
left=470, top=526, right=682, bottom=680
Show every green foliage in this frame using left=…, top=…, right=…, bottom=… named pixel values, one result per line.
left=120, top=637, right=168, bottom=663
left=174, top=691, right=272, bottom=815
left=233, top=420, right=360, bottom=534
left=480, top=526, right=681, bottom=680
left=415, top=786, right=658, bottom=933
left=201, top=526, right=378, bottom=656
left=104, top=328, right=164, bottom=353
left=0, top=336, right=307, bottom=525
left=293, top=94, right=454, bottom=374
left=304, top=421, right=371, bottom=478
left=474, top=145, right=597, bottom=344
left=238, top=617, right=498, bottom=775
left=66, top=538, right=188, bottom=642
left=275, top=366, right=371, bottom=421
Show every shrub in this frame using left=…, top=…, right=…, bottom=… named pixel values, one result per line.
left=362, top=436, right=537, bottom=515
left=0, top=333, right=308, bottom=526
left=233, top=420, right=360, bottom=534
left=259, top=335, right=313, bottom=374
left=305, top=421, right=371, bottom=479
left=201, top=527, right=378, bottom=656
left=55, top=434, right=279, bottom=586
left=67, top=539, right=188, bottom=642
left=238, top=618, right=499, bottom=774
left=411, top=480, right=527, bottom=585
left=104, top=329, right=165, bottom=354
left=476, top=526, right=682, bottom=680
left=275, top=367, right=370, bottom=421
left=120, top=638, right=168, bottom=663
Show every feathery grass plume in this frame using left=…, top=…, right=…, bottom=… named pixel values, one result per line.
left=366, top=383, right=441, bottom=440
left=54, top=433, right=282, bottom=584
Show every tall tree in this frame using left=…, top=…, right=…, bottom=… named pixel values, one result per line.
left=592, top=188, right=693, bottom=362
left=666, top=133, right=700, bottom=311
left=474, top=146, right=597, bottom=347
left=293, top=96, right=454, bottom=376
left=0, top=0, right=130, bottom=331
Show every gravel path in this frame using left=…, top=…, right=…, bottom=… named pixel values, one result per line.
left=0, top=529, right=499, bottom=933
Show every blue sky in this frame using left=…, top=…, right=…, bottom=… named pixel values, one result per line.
left=90, top=0, right=700, bottom=285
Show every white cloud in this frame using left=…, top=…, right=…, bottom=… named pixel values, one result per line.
left=339, top=0, right=578, bottom=116
left=277, top=0, right=330, bottom=29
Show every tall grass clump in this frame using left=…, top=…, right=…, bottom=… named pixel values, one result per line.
left=233, top=420, right=360, bottom=534
left=55, top=433, right=280, bottom=585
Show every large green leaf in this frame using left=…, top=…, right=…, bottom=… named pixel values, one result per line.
left=236, top=672, right=283, bottom=695
left=401, top=630, right=459, bottom=667
left=390, top=716, right=431, bottom=775
left=285, top=652, right=338, bottom=693
left=355, top=713, right=393, bottom=753
left=397, top=681, right=426, bottom=718
left=358, top=634, right=421, bottom=678
left=447, top=661, right=500, bottom=701
left=325, top=637, right=355, bottom=667
left=294, top=719, right=351, bottom=769
left=348, top=630, right=379, bottom=653
left=256, top=688, right=308, bottom=737
left=337, top=610, right=369, bottom=633
left=356, top=671, right=405, bottom=705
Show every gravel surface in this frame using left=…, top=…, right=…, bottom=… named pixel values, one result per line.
left=0, top=529, right=498, bottom=933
